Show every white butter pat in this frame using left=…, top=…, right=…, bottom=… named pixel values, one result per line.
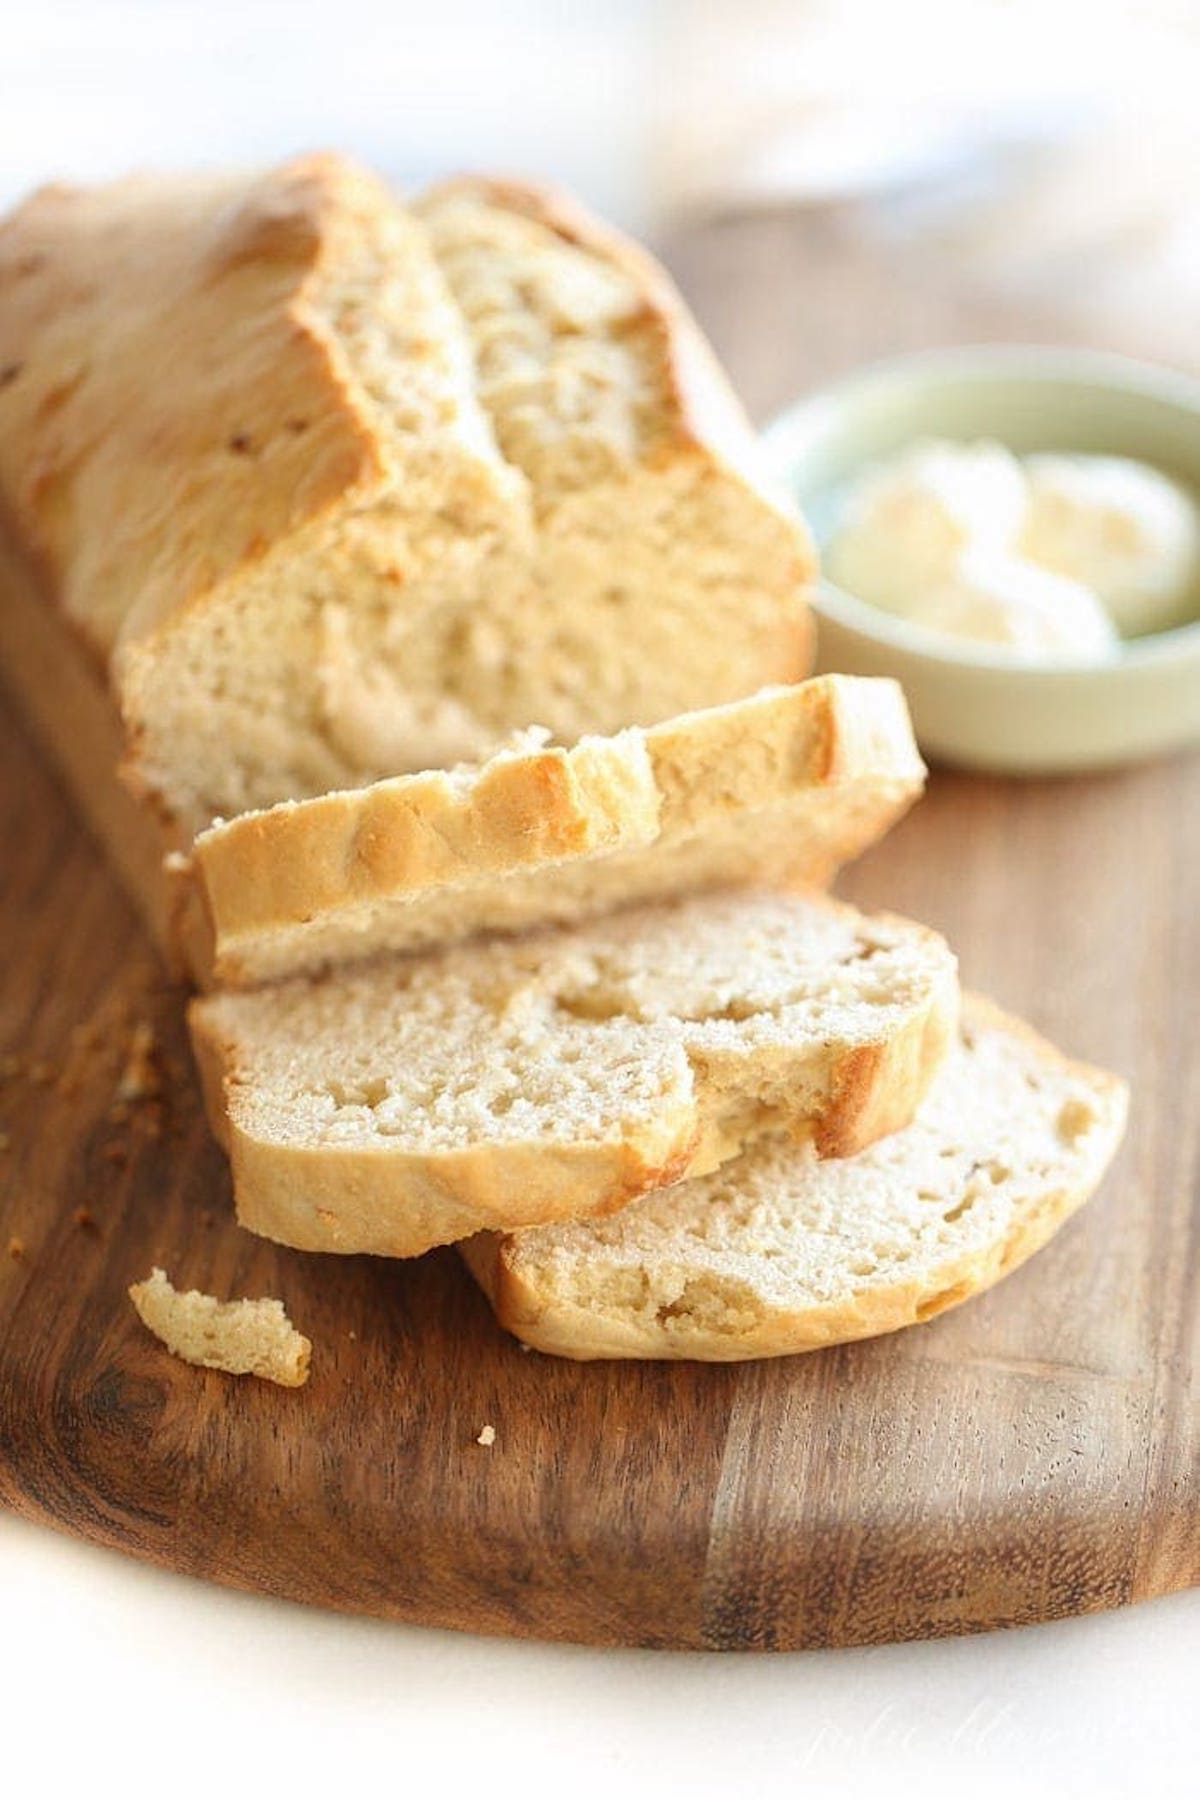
left=825, top=439, right=1027, bottom=615
left=906, top=549, right=1119, bottom=661
left=826, top=437, right=1200, bottom=659
left=1022, top=455, right=1200, bottom=638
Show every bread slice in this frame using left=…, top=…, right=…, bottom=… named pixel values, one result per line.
left=128, top=1267, right=311, bottom=1386
left=0, top=156, right=813, bottom=848
left=186, top=676, right=924, bottom=987
left=189, top=891, right=958, bottom=1258
left=461, top=997, right=1128, bottom=1360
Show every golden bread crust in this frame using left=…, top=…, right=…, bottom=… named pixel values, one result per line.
left=0, top=154, right=388, bottom=658
left=187, top=676, right=924, bottom=987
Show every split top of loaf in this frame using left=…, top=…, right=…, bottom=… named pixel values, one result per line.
left=187, top=675, right=925, bottom=986
left=189, top=890, right=960, bottom=1258
left=0, top=156, right=815, bottom=842
left=462, top=996, right=1129, bottom=1360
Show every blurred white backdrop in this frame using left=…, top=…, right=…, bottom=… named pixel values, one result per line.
left=4, top=0, right=1198, bottom=362
left=0, top=2, right=656, bottom=221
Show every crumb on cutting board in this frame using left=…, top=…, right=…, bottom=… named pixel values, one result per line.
left=7, top=1235, right=24, bottom=1260
left=116, top=1021, right=163, bottom=1103
left=476, top=1424, right=496, bottom=1447
left=128, top=1267, right=311, bottom=1388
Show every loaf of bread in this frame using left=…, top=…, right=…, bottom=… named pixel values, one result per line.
left=0, top=156, right=814, bottom=869
left=189, top=890, right=958, bottom=1257
left=187, top=676, right=924, bottom=986
left=461, top=997, right=1128, bottom=1360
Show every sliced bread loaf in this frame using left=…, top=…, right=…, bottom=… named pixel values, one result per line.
left=0, top=156, right=814, bottom=846
left=461, top=997, right=1128, bottom=1360
left=187, top=676, right=924, bottom=986
left=189, top=891, right=958, bottom=1258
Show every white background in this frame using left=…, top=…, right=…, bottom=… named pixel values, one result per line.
left=2, top=1511, right=1197, bottom=1797
left=2, top=5, right=1195, bottom=1790
left=0, top=2, right=656, bottom=224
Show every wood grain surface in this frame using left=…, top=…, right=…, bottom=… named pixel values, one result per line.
left=0, top=212, right=1196, bottom=1649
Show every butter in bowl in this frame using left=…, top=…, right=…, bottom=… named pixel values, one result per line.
left=763, top=347, right=1200, bottom=772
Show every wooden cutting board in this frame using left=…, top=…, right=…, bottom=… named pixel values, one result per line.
left=1, top=215, right=1196, bottom=1650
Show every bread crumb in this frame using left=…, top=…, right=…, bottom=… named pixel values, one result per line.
left=7, top=1235, right=24, bottom=1259
left=74, top=1206, right=97, bottom=1230
left=101, top=1143, right=129, bottom=1167
left=116, top=1021, right=162, bottom=1102
left=129, top=1267, right=311, bottom=1387
left=476, top=1423, right=496, bottom=1447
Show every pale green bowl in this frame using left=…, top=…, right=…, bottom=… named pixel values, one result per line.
left=763, top=347, right=1200, bottom=772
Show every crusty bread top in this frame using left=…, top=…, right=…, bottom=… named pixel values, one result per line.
left=463, top=996, right=1129, bottom=1361
left=189, top=890, right=958, bottom=1257
left=416, top=175, right=790, bottom=508
left=0, top=154, right=499, bottom=657
left=186, top=676, right=924, bottom=987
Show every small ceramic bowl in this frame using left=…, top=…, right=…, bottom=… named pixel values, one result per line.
left=763, top=346, right=1200, bottom=772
